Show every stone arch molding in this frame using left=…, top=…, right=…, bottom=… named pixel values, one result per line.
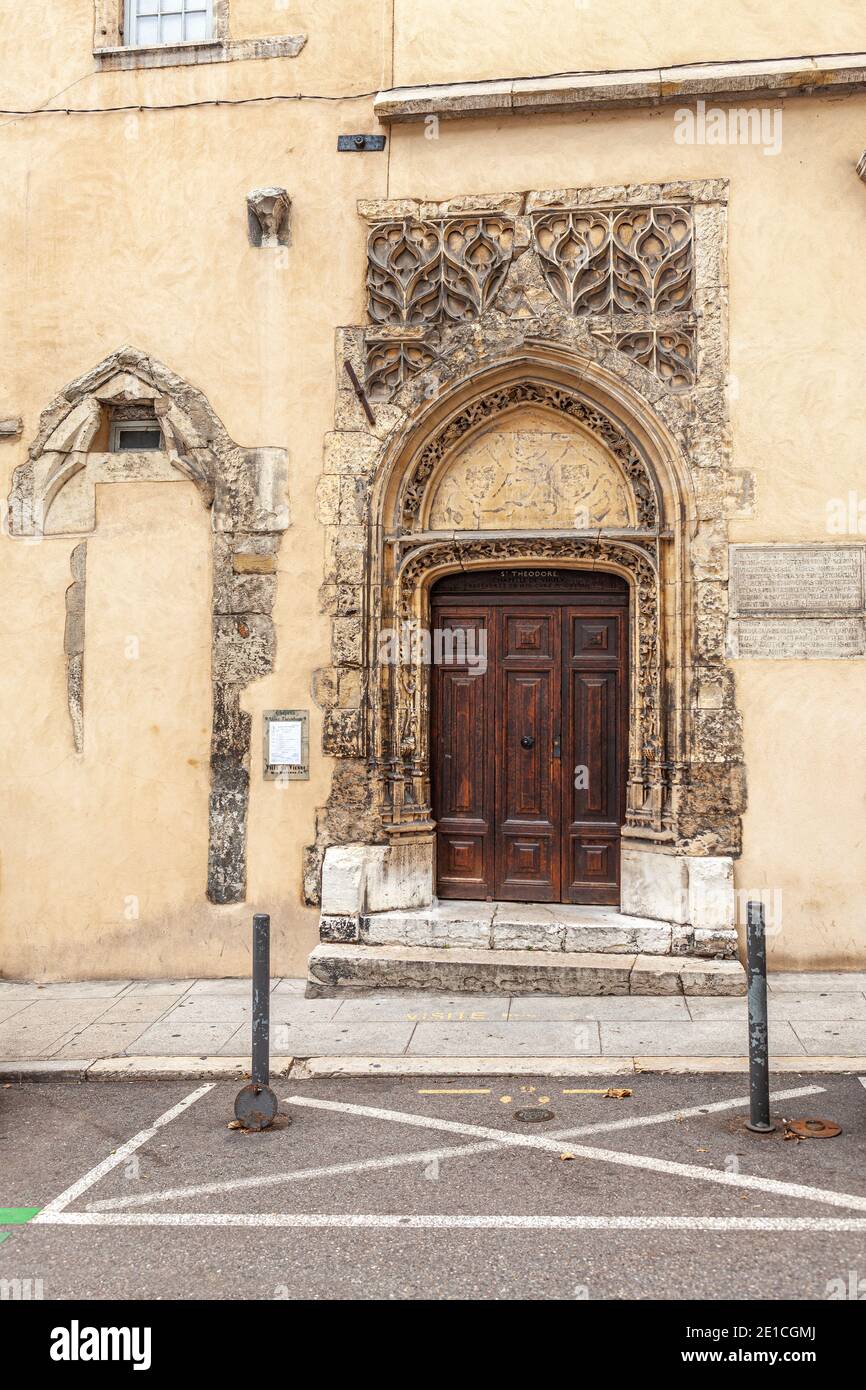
left=310, top=190, right=748, bottom=936
left=7, top=345, right=291, bottom=905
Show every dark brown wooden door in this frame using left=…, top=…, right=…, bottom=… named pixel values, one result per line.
left=431, top=571, right=628, bottom=904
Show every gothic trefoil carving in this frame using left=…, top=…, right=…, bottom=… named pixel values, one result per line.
left=362, top=196, right=697, bottom=396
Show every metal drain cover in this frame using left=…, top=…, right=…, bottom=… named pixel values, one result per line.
left=515, top=1107, right=555, bottom=1123
left=787, top=1117, right=842, bottom=1139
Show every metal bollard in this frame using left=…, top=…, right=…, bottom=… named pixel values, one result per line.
left=745, top=900, right=775, bottom=1133
left=234, top=913, right=279, bottom=1131
left=251, top=912, right=270, bottom=1086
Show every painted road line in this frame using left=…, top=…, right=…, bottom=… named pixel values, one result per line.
left=33, top=1083, right=214, bottom=1219
left=88, top=1084, right=825, bottom=1213
left=417, top=1089, right=491, bottom=1095
left=288, top=1092, right=866, bottom=1213
left=543, top=1085, right=826, bottom=1141
left=35, top=1211, right=866, bottom=1233
left=0, top=1208, right=40, bottom=1223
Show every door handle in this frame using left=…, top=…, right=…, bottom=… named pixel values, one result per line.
left=552, top=733, right=562, bottom=759
left=520, top=735, right=535, bottom=750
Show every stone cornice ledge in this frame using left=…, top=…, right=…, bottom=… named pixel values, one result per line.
left=375, top=52, right=866, bottom=122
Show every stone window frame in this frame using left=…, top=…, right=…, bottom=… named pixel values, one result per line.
left=93, top=0, right=306, bottom=71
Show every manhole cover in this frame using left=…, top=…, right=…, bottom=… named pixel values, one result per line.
left=515, top=1108, right=555, bottom=1123
left=786, top=1118, right=842, bottom=1139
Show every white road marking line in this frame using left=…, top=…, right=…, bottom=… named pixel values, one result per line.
left=34, top=1211, right=866, bottom=1233
left=34, top=1083, right=215, bottom=1218
left=87, top=1084, right=824, bottom=1212
left=859, top=1077, right=866, bottom=1089
left=287, top=1093, right=866, bottom=1213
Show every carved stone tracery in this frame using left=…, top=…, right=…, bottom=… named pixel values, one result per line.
left=363, top=198, right=696, bottom=396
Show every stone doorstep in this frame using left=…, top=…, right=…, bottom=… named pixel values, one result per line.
left=352, top=901, right=737, bottom=959
left=306, top=944, right=745, bottom=999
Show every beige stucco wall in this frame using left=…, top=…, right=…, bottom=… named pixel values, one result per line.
left=1, top=1, right=865, bottom=977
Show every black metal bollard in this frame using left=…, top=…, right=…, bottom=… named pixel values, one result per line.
left=251, top=912, right=270, bottom=1086
left=234, top=913, right=279, bottom=1131
left=745, top=900, right=775, bottom=1133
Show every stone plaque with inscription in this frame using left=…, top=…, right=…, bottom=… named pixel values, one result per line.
left=729, top=545, right=865, bottom=617
left=727, top=544, right=866, bottom=659
left=728, top=618, right=866, bottom=660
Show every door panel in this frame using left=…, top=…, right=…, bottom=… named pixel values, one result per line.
left=432, top=580, right=627, bottom=905
left=495, top=607, right=560, bottom=900
left=561, top=607, right=627, bottom=904
left=431, top=608, right=493, bottom=898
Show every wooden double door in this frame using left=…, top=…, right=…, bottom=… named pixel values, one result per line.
left=431, top=570, right=629, bottom=904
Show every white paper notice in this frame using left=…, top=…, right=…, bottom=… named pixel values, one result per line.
left=268, top=719, right=303, bottom=766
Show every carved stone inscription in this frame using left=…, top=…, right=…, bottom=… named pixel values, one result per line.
left=729, top=618, right=866, bottom=660
left=729, top=546, right=865, bottom=616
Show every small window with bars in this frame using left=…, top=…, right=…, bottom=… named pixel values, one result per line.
left=125, top=0, right=213, bottom=46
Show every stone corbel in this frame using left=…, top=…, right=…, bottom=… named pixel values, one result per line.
left=0, top=416, right=22, bottom=438
left=247, top=188, right=292, bottom=248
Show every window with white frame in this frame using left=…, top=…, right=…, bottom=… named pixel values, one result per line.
left=124, top=0, right=213, bottom=46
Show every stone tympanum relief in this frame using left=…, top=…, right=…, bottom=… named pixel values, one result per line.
left=426, top=409, right=633, bottom=531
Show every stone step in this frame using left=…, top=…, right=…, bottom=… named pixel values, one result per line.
left=306, top=943, right=746, bottom=998
left=348, top=901, right=736, bottom=959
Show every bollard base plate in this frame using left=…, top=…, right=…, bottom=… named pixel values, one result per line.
left=745, top=1120, right=776, bottom=1133
left=234, top=1082, right=279, bottom=1132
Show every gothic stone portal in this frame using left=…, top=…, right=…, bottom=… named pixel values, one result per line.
left=311, top=182, right=746, bottom=949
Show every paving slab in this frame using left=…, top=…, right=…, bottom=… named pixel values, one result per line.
left=602, top=1019, right=805, bottom=1057
left=222, top=1021, right=416, bottom=1057
left=47, top=1021, right=153, bottom=1060
left=85, top=994, right=183, bottom=1025
left=509, top=995, right=689, bottom=1021
left=687, top=993, right=866, bottom=1022
left=407, top=1020, right=601, bottom=1056
left=130, top=1020, right=243, bottom=1055
left=2, top=980, right=132, bottom=999
left=161, top=996, right=251, bottom=1025
left=791, top=1020, right=866, bottom=1055
left=333, top=993, right=510, bottom=1022
left=122, top=979, right=197, bottom=996
left=0, top=1001, right=119, bottom=1057
left=0, top=999, right=35, bottom=1024
left=767, top=971, right=866, bottom=993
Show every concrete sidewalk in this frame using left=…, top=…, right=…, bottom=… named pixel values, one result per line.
left=2, top=973, right=866, bottom=1077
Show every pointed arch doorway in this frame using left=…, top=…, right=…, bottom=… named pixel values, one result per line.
left=431, top=566, right=629, bottom=905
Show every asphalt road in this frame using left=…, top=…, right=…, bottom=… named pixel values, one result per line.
left=1, top=1071, right=865, bottom=1301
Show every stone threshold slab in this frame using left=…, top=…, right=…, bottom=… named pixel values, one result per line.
left=307, top=943, right=745, bottom=997
left=354, top=901, right=737, bottom=959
